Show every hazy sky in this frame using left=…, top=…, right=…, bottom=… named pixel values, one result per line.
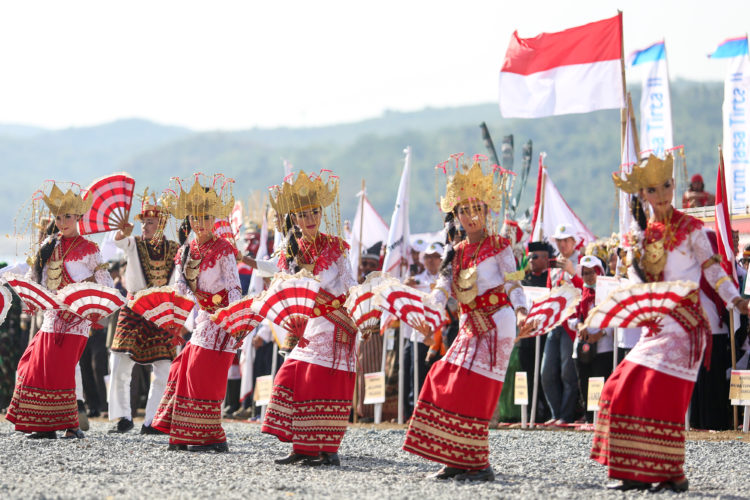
left=0, top=0, right=747, bottom=130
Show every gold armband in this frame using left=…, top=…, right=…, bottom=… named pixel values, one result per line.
left=96, top=263, right=109, bottom=271
left=506, top=282, right=522, bottom=293
left=714, top=275, right=731, bottom=291
left=701, top=254, right=722, bottom=270
left=435, top=286, right=451, bottom=299
left=504, top=270, right=525, bottom=282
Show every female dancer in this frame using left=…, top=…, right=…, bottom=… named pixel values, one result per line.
left=151, top=175, right=241, bottom=452
left=593, top=154, right=748, bottom=492
left=403, top=158, right=529, bottom=481
left=6, top=182, right=113, bottom=439
left=258, top=170, right=357, bottom=466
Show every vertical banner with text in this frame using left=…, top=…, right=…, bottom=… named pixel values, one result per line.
left=712, top=37, right=750, bottom=213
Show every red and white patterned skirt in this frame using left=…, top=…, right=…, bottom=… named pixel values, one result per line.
left=5, top=331, right=87, bottom=432
left=591, top=360, right=693, bottom=483
left=403, top=360, right=503, bottom=470
left=262, top=359, right=355, bottom=455
left=151, top=343, right=234, bottom=445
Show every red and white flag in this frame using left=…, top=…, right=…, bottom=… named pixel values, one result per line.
left=715, top=147, right=738, bottom=285
left=499, top=13, right=624, bottom=118
left=530, top=154, right=595, bottom=247
left=348, top=191, right=389, bottom=277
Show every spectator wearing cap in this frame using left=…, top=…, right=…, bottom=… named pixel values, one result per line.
left=409, top=238, right=428, bottom=276
left=358, top=242, right=382, bottom=284
left=682, top=174, right=715, bottom=208
left=403, top=242, right=444, bottom=418
left=571, top=255, right=613, bottom=423
left=541, top=223, right=583, bottom=425
left=519, top=241, right=556, bottom=422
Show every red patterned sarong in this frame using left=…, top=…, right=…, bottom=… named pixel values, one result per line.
left=403, top=361, right=502, bottom=470
left=591, top=360, right=692, bottom=483
left=151, top=343, right=234, bottom=445
left=5, top=331, right=87, bottom=432
left=262, top=359, right=355, bottom=455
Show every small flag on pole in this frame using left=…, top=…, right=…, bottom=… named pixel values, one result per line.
left=715, top=147, right=738, bottom=286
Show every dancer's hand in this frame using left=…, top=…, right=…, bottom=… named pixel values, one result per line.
left=733, top=297, right=750, bottom=315
left=516, top=318, right=539, bottom=341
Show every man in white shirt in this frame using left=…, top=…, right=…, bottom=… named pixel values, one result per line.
left=108, top=199, right=180, bottom=434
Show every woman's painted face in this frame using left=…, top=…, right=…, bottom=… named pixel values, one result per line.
left=455, top=201, right=487, bottom=234
left=189, top=214, right=215, bottom=238
left=55, top=214, right=79, bottom=237
left=642, top=178, right=675, bottom=216
left=292, top=207, right=322, bottom=238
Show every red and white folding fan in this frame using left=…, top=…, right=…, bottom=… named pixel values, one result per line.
left=78, top=173, right=136, bottom=235
left=374, top=282, right=433, bottom=332
left=521, top=284, right=581, bottom=338
left=344, top=272, right=399, bottom=338
left=0, top=284, right=13, bottom=326
left=255, top=271, right=321, bottom=337
left=211, top=296, right=264, bottom=341
left=422, top=296, right=445, bottom=332
left=129, top=286, right=196, bottom=332
left=57, top=282, right=126, bottom=323
left=3, top=274, right=63, bottom=313
left=213, top=219, right=238, bottom=252
left=583, top=280, right=698, bottom=331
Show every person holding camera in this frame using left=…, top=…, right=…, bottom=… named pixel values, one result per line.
left=540, top=224, right=584, bottom=426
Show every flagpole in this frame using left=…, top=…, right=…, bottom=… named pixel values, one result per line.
left=720, top=145, right=740, bottom=430
left=351, top=179, right=366, bottom=425
left=530, top=159, right=547, bottom=428
left=357, top=179, right=366, bottom=269
left=618, top=10, right=627, bottom=150
left=627, top=93, right=641, bottom=155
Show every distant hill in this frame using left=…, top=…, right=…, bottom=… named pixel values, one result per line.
left=0, top=80, right=726, bottom=261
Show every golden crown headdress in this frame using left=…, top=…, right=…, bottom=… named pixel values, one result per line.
left=439, top=155, right=511, bottom=213
left=135, top=188, right=167, bottom=221
left=166, top=174, right=235, bottom=219
left=612, top=154, right=673, bottom=194
left=41, top=183, right=93, bottom=216
left=269, top=170, right=338, bottom=215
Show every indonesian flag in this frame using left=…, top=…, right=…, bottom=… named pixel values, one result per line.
left=499, top=13, right=624, bottom=118
left=530, top=154, right=596, bottom=247
left=715, top=147, right=738, bottom=285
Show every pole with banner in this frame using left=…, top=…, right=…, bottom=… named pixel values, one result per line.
left=382, top=147, right=412, bottom=424
left=710, top=36, right=750, bottom=214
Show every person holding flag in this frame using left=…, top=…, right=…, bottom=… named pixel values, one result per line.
left=591, top=154, right=749, bottom=492
left=402, top=156, right=531, bottom=481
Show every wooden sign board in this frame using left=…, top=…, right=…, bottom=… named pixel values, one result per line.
left=363, top=371, right=386, bottom=404
left=254, top=375, right=273, bottom=406
left=729, top=370, right=750, bottom=405
left=514, top=371, right=528, bottom=405
left=587, top=377, right=605, bottom=411
left=595, top=276, right=623, bottom=305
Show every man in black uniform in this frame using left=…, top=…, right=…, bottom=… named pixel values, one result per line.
left=519, top=241, right=555, bottom=422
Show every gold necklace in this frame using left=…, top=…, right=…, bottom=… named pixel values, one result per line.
left=46, top=235, right=82, bottom=291
left=454, top=234, right=487, bottom=305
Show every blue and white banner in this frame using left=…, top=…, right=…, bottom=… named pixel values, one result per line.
left=631, top=41, right=673, bottom=158
left=711, top=37, right=750, bottom=213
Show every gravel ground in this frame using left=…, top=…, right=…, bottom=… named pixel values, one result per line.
left=1, top=419, right=748, bottom=499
